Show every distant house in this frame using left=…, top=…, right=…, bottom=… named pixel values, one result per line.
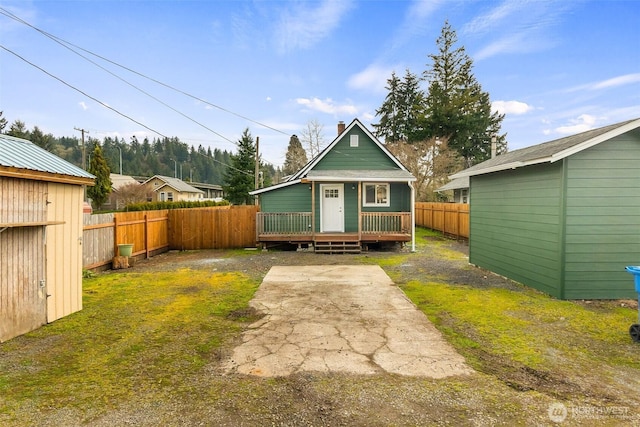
left=102, top=173, right=140, bottom=210
left=450, top=118, right=640, bottom=299
left=250, top=119, right=417, bottom=253
left=0, top=134, right=94, bottom=341
left=143, top=175, right=204, bottom=202
left=189, top=181, right=225, bottom=201
left=436, top=176, right=469, bottom=203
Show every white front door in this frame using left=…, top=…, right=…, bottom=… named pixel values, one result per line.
left=320, top=184, right=344, bottom=232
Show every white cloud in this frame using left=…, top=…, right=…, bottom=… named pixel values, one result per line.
left=274, top=0, right=354, bottom=54
left=295, top=97, right=358, bottom=116
left=565, top=73, right=640, bottom=92
left=492, top=100, right=534, bottom=115
left=78, top=101, right=89, bottom=111
left=590, top=73, right=640, bottom=90
left=347, top=64, right=398, bottom=94
left=467, top=1, right=572, bottom=61
left=554, top=114, right=598, bottom=135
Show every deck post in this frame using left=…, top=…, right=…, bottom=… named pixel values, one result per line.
left=409, top=181, right=415, bottom=252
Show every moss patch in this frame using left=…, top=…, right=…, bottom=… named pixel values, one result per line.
left=0, top=269, right=259, bottom=418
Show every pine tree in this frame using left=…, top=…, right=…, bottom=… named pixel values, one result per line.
left=87, top=144, right=112, bottom=210
left=422, top=21, right=505, bottom=166
left=223, top=128, right=256, bottom=205
left=283, top=134, right=308, bottom=176
left=373, top=70, right=425, bottom=143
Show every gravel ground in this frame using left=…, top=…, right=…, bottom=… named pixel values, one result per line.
left=3, top=235, right=640, bottom=426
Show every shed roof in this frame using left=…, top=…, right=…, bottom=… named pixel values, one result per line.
left=143, top=175, right=204, bottom=194
left=436, top=176, right=469, bottom=192
left=451, top=118, right=640, bottom=179
left=0, top=134, right=95, bottom=183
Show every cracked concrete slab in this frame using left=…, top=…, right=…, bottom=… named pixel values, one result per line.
left=223, top=265, right=473, bottom=378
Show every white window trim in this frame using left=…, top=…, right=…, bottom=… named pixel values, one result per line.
left=362, top=182, right=390, bottom=207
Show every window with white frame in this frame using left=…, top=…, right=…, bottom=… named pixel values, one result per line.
left=167, top=192, right=174, bottom=202
left=363, top=183, right=390, bottom=207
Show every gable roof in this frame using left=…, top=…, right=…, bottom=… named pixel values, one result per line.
left=143, top=175, right=204, bottom=194
left=251, top=119, right=414, bottom=195
left=110, top=173, right=139, bottom=190
left=0, top=134, right=95, bottom=184
left=451, top=118, right=640, bottom=179
left=290, top=118, right=410, bottom=181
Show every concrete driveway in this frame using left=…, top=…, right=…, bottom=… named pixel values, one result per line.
left=223, top=265, right=473, bottom=378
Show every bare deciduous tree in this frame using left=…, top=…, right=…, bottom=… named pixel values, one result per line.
left=300, top=119, right=326, bottom=159
left=116, top=182, right=148, bottom=210
left=386, top=137, right=463, bottom=201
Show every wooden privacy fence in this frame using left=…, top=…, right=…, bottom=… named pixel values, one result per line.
left=82, top=205, right=259, bottom=270
left=168, top=206, right=257, bottom=250
left=415, top=202, right=469, bottom=239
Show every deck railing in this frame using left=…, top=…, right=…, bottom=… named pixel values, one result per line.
left=361, top=212, right=411, bottom=234
left=256, top=211, right=411, bottom=236
left=257, top=212, right=313, bottom=235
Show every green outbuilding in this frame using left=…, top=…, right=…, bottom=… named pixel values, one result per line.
left=250, top=119, right=416, bottom=253
left=450, top=118, right=640, bottom=299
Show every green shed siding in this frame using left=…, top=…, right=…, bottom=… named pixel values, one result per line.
left=469, top=163, right=564, bottom=298
left=562, top=132, right=640, bottom=299
left=260, top=183, right=311, bottom=212
left=314, top=127, right=398, bottom=171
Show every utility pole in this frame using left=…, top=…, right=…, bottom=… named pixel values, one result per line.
left=74, top=127, right=89, bottom=169
left=254, top=136, right=260, bottom=205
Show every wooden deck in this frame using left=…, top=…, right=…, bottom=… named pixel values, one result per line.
left=257, top=232, right=411, bottom=245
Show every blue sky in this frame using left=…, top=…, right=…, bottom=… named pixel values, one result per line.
left=1, top=0, right=639, bottom=168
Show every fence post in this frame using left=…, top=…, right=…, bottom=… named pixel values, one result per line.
left=113, top=215, right=119, bottom=256
left=145, top=214, right=150, bottom=259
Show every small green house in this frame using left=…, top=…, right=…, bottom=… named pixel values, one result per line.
left=250, top=119, right=417, bottom=253
left=450, top=118, right=640, bottom=299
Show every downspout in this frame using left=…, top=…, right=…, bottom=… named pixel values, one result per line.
left=409, top=181, right=416, bottom=252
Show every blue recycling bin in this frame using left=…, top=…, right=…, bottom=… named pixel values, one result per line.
left=625, top=266, right=640, bottom=343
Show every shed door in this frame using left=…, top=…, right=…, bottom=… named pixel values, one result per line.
left=0, top=178, right=48, bottom=342
left=320, top=184, right=344, bottom=232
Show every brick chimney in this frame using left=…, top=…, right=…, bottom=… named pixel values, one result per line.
left=337, top=121, right=345, bottom=136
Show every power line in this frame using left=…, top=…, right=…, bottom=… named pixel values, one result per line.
left=0, top=44, right=169, bottom=139
left=0, top=7, right=289, bottom=138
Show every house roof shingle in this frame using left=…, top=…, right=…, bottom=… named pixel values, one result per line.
left=143, top=175, right=204, bottom=193
left=451, top=118, right=640, bottom=179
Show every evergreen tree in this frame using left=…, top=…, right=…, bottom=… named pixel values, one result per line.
left=30, top=126, right=55, bottom=151
left=223, top=128, right=256, bottom=205
left=282, top=134, right=308, bottom=176
left=422, top=21, right=505, bottom=166
left=0, top=111, right=7, bottom=133
left=7, top=120, right=29, bottom=139
left=373, top=70, right=425, bottom=143
left=87, top=144, right=112, bottom=210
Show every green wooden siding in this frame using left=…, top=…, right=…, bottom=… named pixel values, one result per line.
left=260, top=183, right=312, bottom=212
left=469, top=163, right=564, bottom=298
left=313, top=127, right=398, bottom=171
left=562, top=132, right=640, bottom=299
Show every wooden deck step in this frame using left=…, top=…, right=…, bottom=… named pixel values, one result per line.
left=314, top=241, right=362, bottom=254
